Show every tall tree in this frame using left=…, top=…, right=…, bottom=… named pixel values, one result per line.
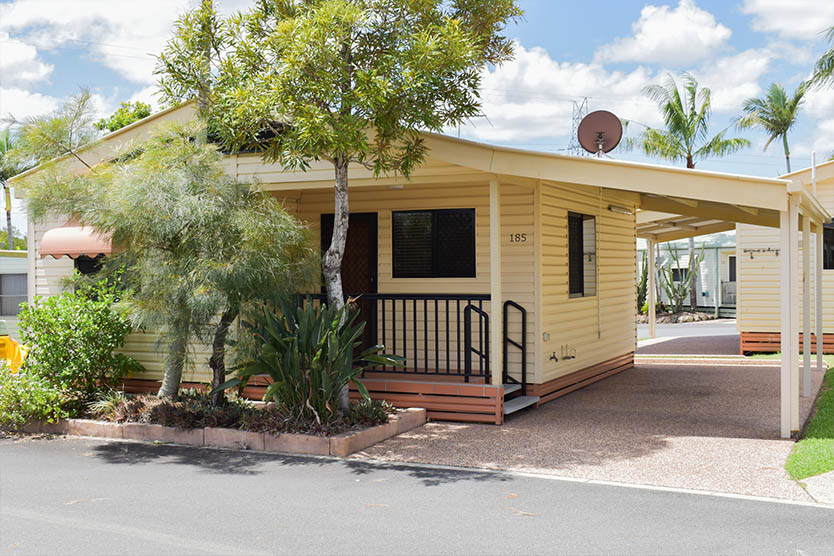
left=737, top=82, right=807, bottom=174
left=21, top=123, right=314, bottom=400
left=0, top=130, right=28, bottom=250
left=811, top=25, right=834, bottom=89
left=157, top=0, right=522, bottom=312
left=94, top=101, right=152, bottom=133
left=634, top=73, right=750, bottom=311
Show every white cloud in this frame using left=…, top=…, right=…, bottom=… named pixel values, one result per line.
left=595, top=0, right=731, bottom=66
left=0, top=0, right=249, bottom=85
left=461, top=45, right=663, bottom=143
left=741, top=0, right=834, bottom=40
left=691, top=49, right=773, bottom=112
left=0, top=87, right=59, bottom=120
left=0, top=32, right=53, bottom=85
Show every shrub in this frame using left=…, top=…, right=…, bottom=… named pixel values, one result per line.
left=18, top=277, right=143, bottom=396
left=348, top=399, right=393, bottom=428
left=0, top=363, right=68, bottom=428
left=220, top=297, right=403, bottom=426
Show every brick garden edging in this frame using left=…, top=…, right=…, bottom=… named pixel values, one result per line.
left=21, top=408, right=426, bottom=458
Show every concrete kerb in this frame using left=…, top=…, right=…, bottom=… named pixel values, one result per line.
left=19, top=408, right=426, bottom=458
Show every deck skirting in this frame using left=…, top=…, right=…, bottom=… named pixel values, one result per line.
left=740, top=332, right=834, bottom=354
left=527, top=352, right=635, bottom=405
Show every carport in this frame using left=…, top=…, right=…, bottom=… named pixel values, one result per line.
left=635, top=176, right=830, bottom=438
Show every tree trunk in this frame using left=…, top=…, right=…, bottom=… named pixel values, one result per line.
left=208, top=302, right=239, bottom=407
left=783, top=134, right=791, bottom=174
left=686, top=156, right=695, bottom=169
left=322, top=158, right=351, bottom=410
left=4, top=184, right=12, bottom=250
left=322, top=159, right=350, bottom=309
left=688, top=237, right=697, bottom=311
left=158, top=303, right=191, bottom=398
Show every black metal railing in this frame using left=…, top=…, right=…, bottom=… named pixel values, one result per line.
left=310, top=293, right=491, bottom=378
left=503, top=300, right=527, bottom=395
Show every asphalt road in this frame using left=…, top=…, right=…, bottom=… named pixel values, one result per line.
left=2, top=436, right=833, bottom=555
left=637, top=318, right=738, bottom=339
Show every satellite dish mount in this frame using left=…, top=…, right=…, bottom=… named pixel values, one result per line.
left=577, top=110, right=623, bottom=157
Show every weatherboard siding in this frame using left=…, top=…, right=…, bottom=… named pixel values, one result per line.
left=539, top=181, right=638, bottom=384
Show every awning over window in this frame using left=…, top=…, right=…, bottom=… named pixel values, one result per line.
left=39, top=226, right=112, bottom=259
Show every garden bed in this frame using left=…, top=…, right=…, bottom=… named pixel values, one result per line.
left=20, top=407, right=426, bottom=457
left=636, top=311, right=717, bottom=324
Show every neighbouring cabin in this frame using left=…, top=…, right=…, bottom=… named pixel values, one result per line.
left=0, top=249, right=28, bottom=340
left=737, top=160, right=834, bottom=354
left=14, top=102, right=829, bottom=435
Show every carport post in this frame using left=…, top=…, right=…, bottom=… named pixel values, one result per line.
left=779, top=195, right=801, bottom=438
left=816, top=222, right=824, bottom=372
left=802, top=216, right=811, bottom=397
left=647, top=237, right=656, bottom=339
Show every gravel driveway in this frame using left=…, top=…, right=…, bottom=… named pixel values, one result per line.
left=356, top=361, right=824, bottom=501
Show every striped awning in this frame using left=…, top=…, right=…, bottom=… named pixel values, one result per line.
left=39, top=225, right=112, bottom=259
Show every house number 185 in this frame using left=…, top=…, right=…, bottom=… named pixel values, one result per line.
left=509, top=233, right=527, bottom=243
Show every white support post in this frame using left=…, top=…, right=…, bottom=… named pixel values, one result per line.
left=647, top=238, right=657, bottom=339
left=714, top=248, right=720, bottom=318
left=780, top=195, right=801, bottom=438
left=816, top=222, right=825, bottom=373
left=489, top=179, right=503, bottom=388
left=803, top=215, right=812, bottom=396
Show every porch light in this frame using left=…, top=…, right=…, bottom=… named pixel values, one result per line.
left=607, top=204, right=633, bottom=215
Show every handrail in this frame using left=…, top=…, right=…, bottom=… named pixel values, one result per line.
left=503, top=300, right=527, bottom=395
left=463, top=304, right=490, bottom=383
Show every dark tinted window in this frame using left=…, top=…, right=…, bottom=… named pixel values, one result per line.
left=392, top=209, right=475, bottom=278
left=568, top=213, right=584, bottom=295
left=729, top=256, right=736, bottom=282
left=74, top=255, right=103, bottom=276
left=825, top=224, right=834, bottom=270
left=672, top=267, right=689, bottom=282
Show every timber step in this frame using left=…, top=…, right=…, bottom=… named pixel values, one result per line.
left=503, top=395, right=540, bottom=415
left=503, top=383, right=521, bottom=395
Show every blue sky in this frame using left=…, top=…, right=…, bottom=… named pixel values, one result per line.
left=0, top=0, right=833, bottom=231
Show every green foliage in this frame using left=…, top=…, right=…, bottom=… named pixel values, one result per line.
left=628, top=74, right=749, bottom=168
left=637, top=250, right=648, bottom=312
left=786, top=368, right=834, bottom=480
left=4, top=89, right=99, bottom=168
left=0, top=227, right=26, bottom=250
left=811, top=26, right=834, bottom=90
left=158, top=0, right=522, bottom=174
left=220, top=297, right=404, bottom=426
left=657, top=244, right=705, bottom=314
left=0, top=363, right=68, bottom=428
left=736, top=81, right=806, bottom=173
left=18, top=277, right=142, bottom=396
left=348, top=399, right=393, bottom=427
left=20, top=122, right=315, bottom=399
left=95, top=101, right=152, bottom=133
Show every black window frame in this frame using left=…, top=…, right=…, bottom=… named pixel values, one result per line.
left=728, top=255, right=737, bottom=282
left=391, top=208, right=476, bottom=279
left=824, top=223, right=834, bottom=271
left=568, top=211, right=596, bottom=297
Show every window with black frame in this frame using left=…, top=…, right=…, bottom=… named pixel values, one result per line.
left=568, top=212, right=596, bottom=297
left=392, top=209, right=476, bottom=278
left=824, top=223, right=834, bottom=270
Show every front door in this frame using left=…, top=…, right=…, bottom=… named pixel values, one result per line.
left=321, top=213, right=378, bottom=348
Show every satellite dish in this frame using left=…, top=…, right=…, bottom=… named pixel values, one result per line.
left=577, top=110, right=623, bottom=156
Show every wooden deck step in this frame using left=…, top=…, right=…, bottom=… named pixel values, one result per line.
left=503, top=383, right=521, bottom=396
left=503, top=395, right=540, bottom=415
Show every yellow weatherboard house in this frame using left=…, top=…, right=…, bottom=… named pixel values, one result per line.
left=11, top=102, right=830, bottom=438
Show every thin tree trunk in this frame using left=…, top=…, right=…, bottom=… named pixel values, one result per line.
left=158, top=303, right=191, bottom=398
left=322, top=158, right=350, bottom=411
left=688, top=237, right=697, bottom=311
left=783, top=134, right=791, bottom=174
left=209, top=302, right=238, bottom=407
left=4, top=184, right=12, bottom=250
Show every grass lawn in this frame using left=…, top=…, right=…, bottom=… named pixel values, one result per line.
left=744, top=353, right=834, bottom=481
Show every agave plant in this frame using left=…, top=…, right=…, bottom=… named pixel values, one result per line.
left=215, top=297, right=403, bottom=425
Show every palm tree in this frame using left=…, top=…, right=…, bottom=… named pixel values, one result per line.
left=811, top=25, right=834, bottom=89
left=737, top=82, right=807, bottom=174
left=634, top=73, right=750, bottom=311
left=0, top=130, right=26, bottom=250
left=636, top=73, right=750, bottom=168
